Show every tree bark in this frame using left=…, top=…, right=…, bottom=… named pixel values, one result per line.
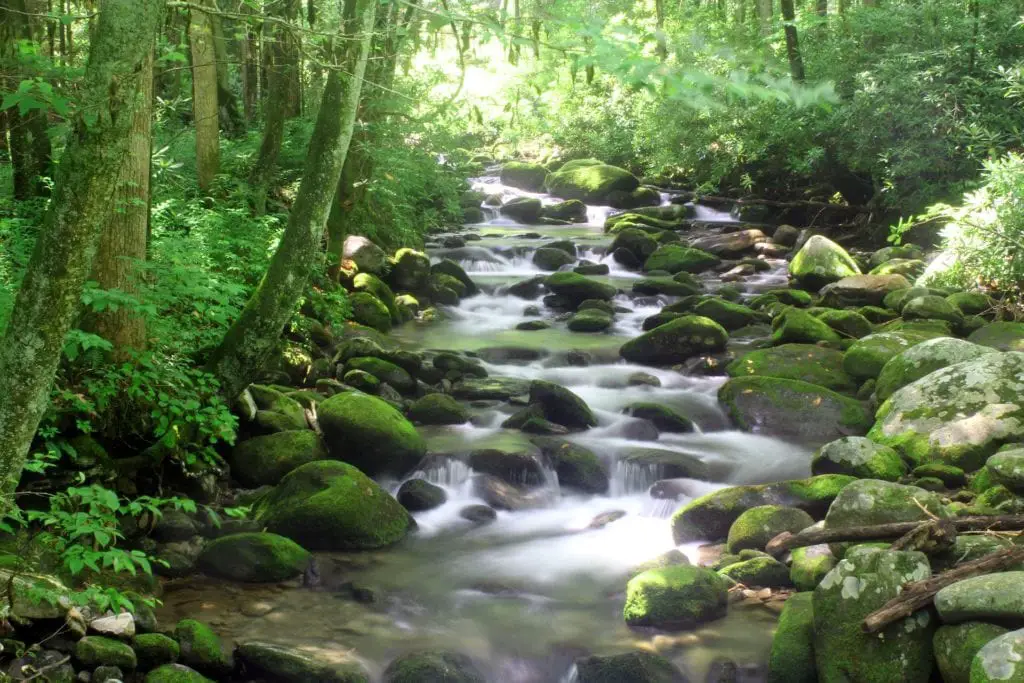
left=241, top=1, right=259, bottom=122
left=248, top=0, right=297, bottom=215
left=654, top=0, right=667, bottom=61
left=757, top=0, right=772, bottom=35
left=207, top=0, right=377, bottom=400
left=210, top=6, right=244, bottom=136
left=0, top=0, right=164, bottom=502
left=189, top=0, right=219, bottom=192
left=85, top=47, right=155, bottom=354
left=780, top=0, right=805, bottom=81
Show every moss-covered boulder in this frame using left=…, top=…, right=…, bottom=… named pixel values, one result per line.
left=632, top=277, right=701, bottom=297
left=622, top=403, right=694, bottom=433
left=238, top=641, right=370, bottom=683
left=542, top=198, right=588, bottom=222
left=197, top=532, right=310, bottom=582
left=934, top=622, right=1009, bottom=683
left=814, top=308, right=873, bottom=339
left=946, top=291, right=991, bottom=316
left=530, top=437, right=608, bottom=493
left=544, top=272, right=617, bottom=304
left=382, top=651, right=484, bottom=683
left=874, top=337, right=998, bottom=401
left=812, top=436, right=908, bottom=481
left=719, top=556, right=792, bottom=588
left=813, top=549, right=934, bottom=682
left=75, top=636, right=137, bottom=671
left=230, top=431, right=327, bottom=487
left=573, top=652, right=687, bottom=683
left=842, top=330, right=940, bottom=381
left=396, top=478, right=448, bottom=512
left=819, top=273, right=912, bottom=308
left=935, top=572, right=1024, bottom=624
left=345, top=357, right=415, bottom=394
left=623, top=565, right=729, bottom=630
left=619, top=315, right=728, bottom=365
left=349, top=292, right=392, bottom=333
left=824, top=479, right=947, bottom=549
left=500, top=161, right=548, bottom=192
left=407, top=393, right=470, bottom=425
left=318, top=391, right=426, bottom=477
left=970, top=628, right=1024, bottom=682
left=532, top=246, right=576, bottom=271
left=726, top=505, right=814, bottom=553
left=609, top=228, right=659, bottom=264
left=353, top=272, right=398, bottom=321
left=790, top=545, right=837, bottom=592
left=869, top=244, right=925, bottom=269
left=568, top=308, right=613, bottom=332
left=771, top=308, right=842, bottom=345
left=968, top=322, right=1024, bottom=352
left=389, top=248, right=431, bottom=294
left=174, top=620, right=232, bottom=678
left=987, top=448, right=1024, bottom=493
left=529, top=380, right=597, bottom=430
left=545, top=163, right=639, bottom=203
left=670, top=475, right=855, bottom=543
left=789, top=235, right=861, bottom=290
left=642, top=244, right=719, bottom=274
left=870, top=258, right=925, bottom=278
left=868, top=352, right=1024, bottom=470
left=134, top=633, right=180, bottom=671
left=726, top=344, right=856, bottom=394
left=718, top=376, right=873, bottom=446
left=431, top=260, right=478, bottom=297
left=767, top=593, right=816, bottom=683
left=256, top=461, right=413, bottom=551
left=144, top=664, right=215, bottom=683
left=903, top=295, right=964, bottom=326
left=691, top=298, right=765, bottom=330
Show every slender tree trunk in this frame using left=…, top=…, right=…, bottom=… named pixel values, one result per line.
left=654, top=0, right=667, bottom=61
left=284, top=1, right=301, bottom=119
left=0, top=0, right=164, bottom=502
left=757, top=0, right=773, bottom=35
left=210, top=8, right=244, bottom=135
left=248, top=0, right=297, bottom=215
left=780, top=0, right=805, bottom=81
left=189, top=0, right=219, bottom=192
left=241, top=1, right=259, bottom=122
left=207, top=0, right=377, bottom=399
left=85, top=48, right=154, bottom=353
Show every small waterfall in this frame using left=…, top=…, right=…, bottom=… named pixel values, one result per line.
left=417, top=458, right=472, bottom=487
left=560, top=664, right=580, bottom=683
left=610, top=461, right=663, bottom=496
left=692, top=203, right=737, bottom=222
left=641, top=496, right=681, bottom=519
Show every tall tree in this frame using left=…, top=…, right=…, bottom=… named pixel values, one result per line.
left=0, top=0, right=164, bottom=501
left=757, top=0, right=773, bottom=35
left=780, top=0, right=805, bottom=81
left=210, top=8, right=245, bottom=135
left=654, top=0, right=668, bottom=61
left=207, top=0, right=378, bottom=399
left=241, top=1, right=259, bottom=122
left=85, top=47, right=155, bottom=353
left=189, top=0, right=219, bottom=191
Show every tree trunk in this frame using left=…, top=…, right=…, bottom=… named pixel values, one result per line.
left=241, top=1, right=259, bottom=122
left=816, top=0, right=827, bottom=15
left=84, top=47, right=154, bottom=354
left=189, top=0, right=219, bottom=192
left=757, top=0, right=772, bottom=35
left=207, top=0, right=377, bottom=400
left=780, top=0, right=805, bottom=81
left=210, top=7, right=244, bottom=136
left=0, top=0, right=164, bottom=502
left=248, top=0, right=297, bottom=215
left=654, top=0, right=667, bottom=61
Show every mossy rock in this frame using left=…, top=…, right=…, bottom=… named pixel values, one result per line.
left=632, top=277, right=702, bottom=297
left=382, top=651, right=484, bottom=683
left=318, top=391, right=426, bottom=477
left=869, top=258, right=925, bottom=278
left=726, top=505, right=814, bottom=553
left=812, top=436, right=907, bottom=481
left=197, top=532, right=310, bottom=582
left=247, top=385, right=306, bottom=430
left=968, top=322, right=1024, bottom=352
left=842, top=330, right=940, bottom=381
left=568, top=309, right=614, bottom=333
left=790, top=545, right=837, bottom=592
left=238, top=641, right=370, bottom=682
left=670, top=475, right=855, bottom=543
left=934, top=622, right=1009, bottom=683
left=396, top=478, right=448, bottom=512
left=532, top=246, right=576, bottom=271
left=819, top=274, right=912, bottom=308
left=718, top=376, right=873, bottom=446
left=767, top=592, right=816, bottom=683
left=528, top=380, right=597, bottom=430
left=349, top=292, right=392, bottom=333
left=542, top=198, right=588, bottom=222
left=609, top=228, right=659, bottom=263
left=789, top=235, right=861, bottom=290
left=174, top=620, right=232, bottom=678
left=691, top=298, right=765, bottom=330
left=947, top=292, right=992, bottom=316
left=642, top=244, right=719, bottom=275
left=903, top=295, right=964, bottom=326
left=868, top=352, right=1024, bottom=470
left=144, top=664, right=215, bottom=683
left=813, top=308, right=873, bottom=339
left=345, top=356, right=415, bottom=394
left=342, top=235, right=388, bottom=276
left=622, top=403, right=694, bottom=433
left=869, top=244, right=925, bottom=269
left=255, top=461, right=413, bottom=551
left=719, top=556, right=792, bottom=587
left=530, top=437, right=608, bottom=493
left=623, top=565, right=729, bottom=630
left=407, top=393, right=470, bottom=425
left=874, top=337, right=998, bottom=401
left=544, top=163, right=639, bottom=203
left=134, top=633, right=180, bottom=671
left=75, top=636, right=137, bottom=671
left=986, top=448, right=1024, bottom=494
left=431, top=260, right=478, bottom=297
left=813, top=549, right=934, bottom=682
left=771, top=307, right=842, bottom=346
left=389, top=248, right=432, bottom=293
left=824, top=479, right=947, bottom=554
left=620, top=315, right=728, bottom=365
left=544, top=272, right=617, bottom=304
left=970, top=628, right=1024, bottom=682
left=500, top=161, right=548, bottom=192
left=750, top=289, right=814, bottom=310
left=353, top=272, right=399, bottom=322
left=727, top=344, right=856, bottom=394
left=229, top=431, right=327, bottom=488
left=573, top=652, right=687, bottom=683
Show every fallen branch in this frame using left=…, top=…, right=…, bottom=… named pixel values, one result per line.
left=765, top=515, right=1024, bottom=556
left=861, top=546, right=1024, bottom=633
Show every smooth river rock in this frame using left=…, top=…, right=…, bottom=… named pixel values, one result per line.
left=935, top=572, right=1024, bottom=624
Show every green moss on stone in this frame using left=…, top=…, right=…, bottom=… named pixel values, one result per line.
left=197, top=532, right=310, bottom=582
left=623, top=565, right=729, bottom=629
left=767, top=592, right=816, bottom=683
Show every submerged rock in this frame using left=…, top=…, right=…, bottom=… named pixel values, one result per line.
left=573, top=652, right=687, bottom=683
left=238, top=642, right=370, bottom=682
left=623, top=565, right=729, bottom=630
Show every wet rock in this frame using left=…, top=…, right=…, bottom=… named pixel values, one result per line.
left=431, top=260, right=478, bottom=297
left=868, top=351, right=1024, bottom=470
left=632, top=277, right=702, bottom=297
left=643, top=244, right=720, bottom=274
left=620, top=315, right=728, bottom=365
left=874, top=336, right=997, bottom=401
left=500, top=161, right=548, bottom=192
left=609, top=228, right=659, bottom=264
left=471, top=474, right=552, bottom=511
left=238, top=641, right=370, bottom=682
left=459, top=504, right=498, bottom=525
left=968, top=321, right=1024, bottom=352
left=813, top=549, right=934, bottom=682
left=144, top=664, right=215, bottom=683
left=542, top=199, right=588, bottom=222
left=622, top=448, right=713, bottom=481
left=389, top=248, right=432, bottom=294
left=383, top=651, right=484, bottom=683
left=622, top=403, right=693, bottom=433
left=575, top=262, right=610, bottom=276
left=407, top=393, right=470, bottom=425
left=529, top=380, right=597, bottom=429
left=588, top=510, right=627, bottom=529
left=256, top=461, right=414, bottom=550
left=452, top=376, right=531, bottom=401
left=133, top=633, right=181, bottom=670
left=573, top=651, right=687, bottom=683
left=229, top=431, right=328, bottom=488
left=500, top=196, right=544, bottom=223
left=544, top=272, right=617, bottom=304
left=197, top=532, right=310, bottom=583
left=690, top=229, right=768, bottom=258
left=468, top=447, right=547, bottom=487
left=771, top=308, right=841, bottom=345
left=819, top=274, right=912, bottom=307
left=74, top=636, right=137, bottom=671
left=533, top=247, right=576, bottom=271
left=935, top=572, right=1024, bottom=624
left=767, top=592, right=815, bottom=683
left=790, top=544, right=836, bottom=592
left=545, top=163, right=639, bottom=203
left=530, top=437, right=609, bottom=493
left=691, top=298, right=766, bottom=330
left=718, top=376, right=873, bottom=445
left=567, top=350, right=592, bottom=366
left=933, top=622, right=1008, bottom=683
left=970, top=628, right=1024, bottom=682
left=788, top=235, right=861, bottom=290
left=718, top=556, right=791, bottom=588
left=567, top=309, right=613, bottom=332
left=812, top=436, right=907, bottom=481
left=623, top=565, right=729, bottom=630
left=824, top=479, right=947, bottom=553
left=726, top=344, right=856, bottom=394
left=726, top=505, right=814, bottom=553
left=627, top=372, right=661, bottom=387
left=318, top=391, right=426, bottom=477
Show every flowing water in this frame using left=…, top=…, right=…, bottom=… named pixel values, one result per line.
left=159, top=173, right=809, bottom=681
